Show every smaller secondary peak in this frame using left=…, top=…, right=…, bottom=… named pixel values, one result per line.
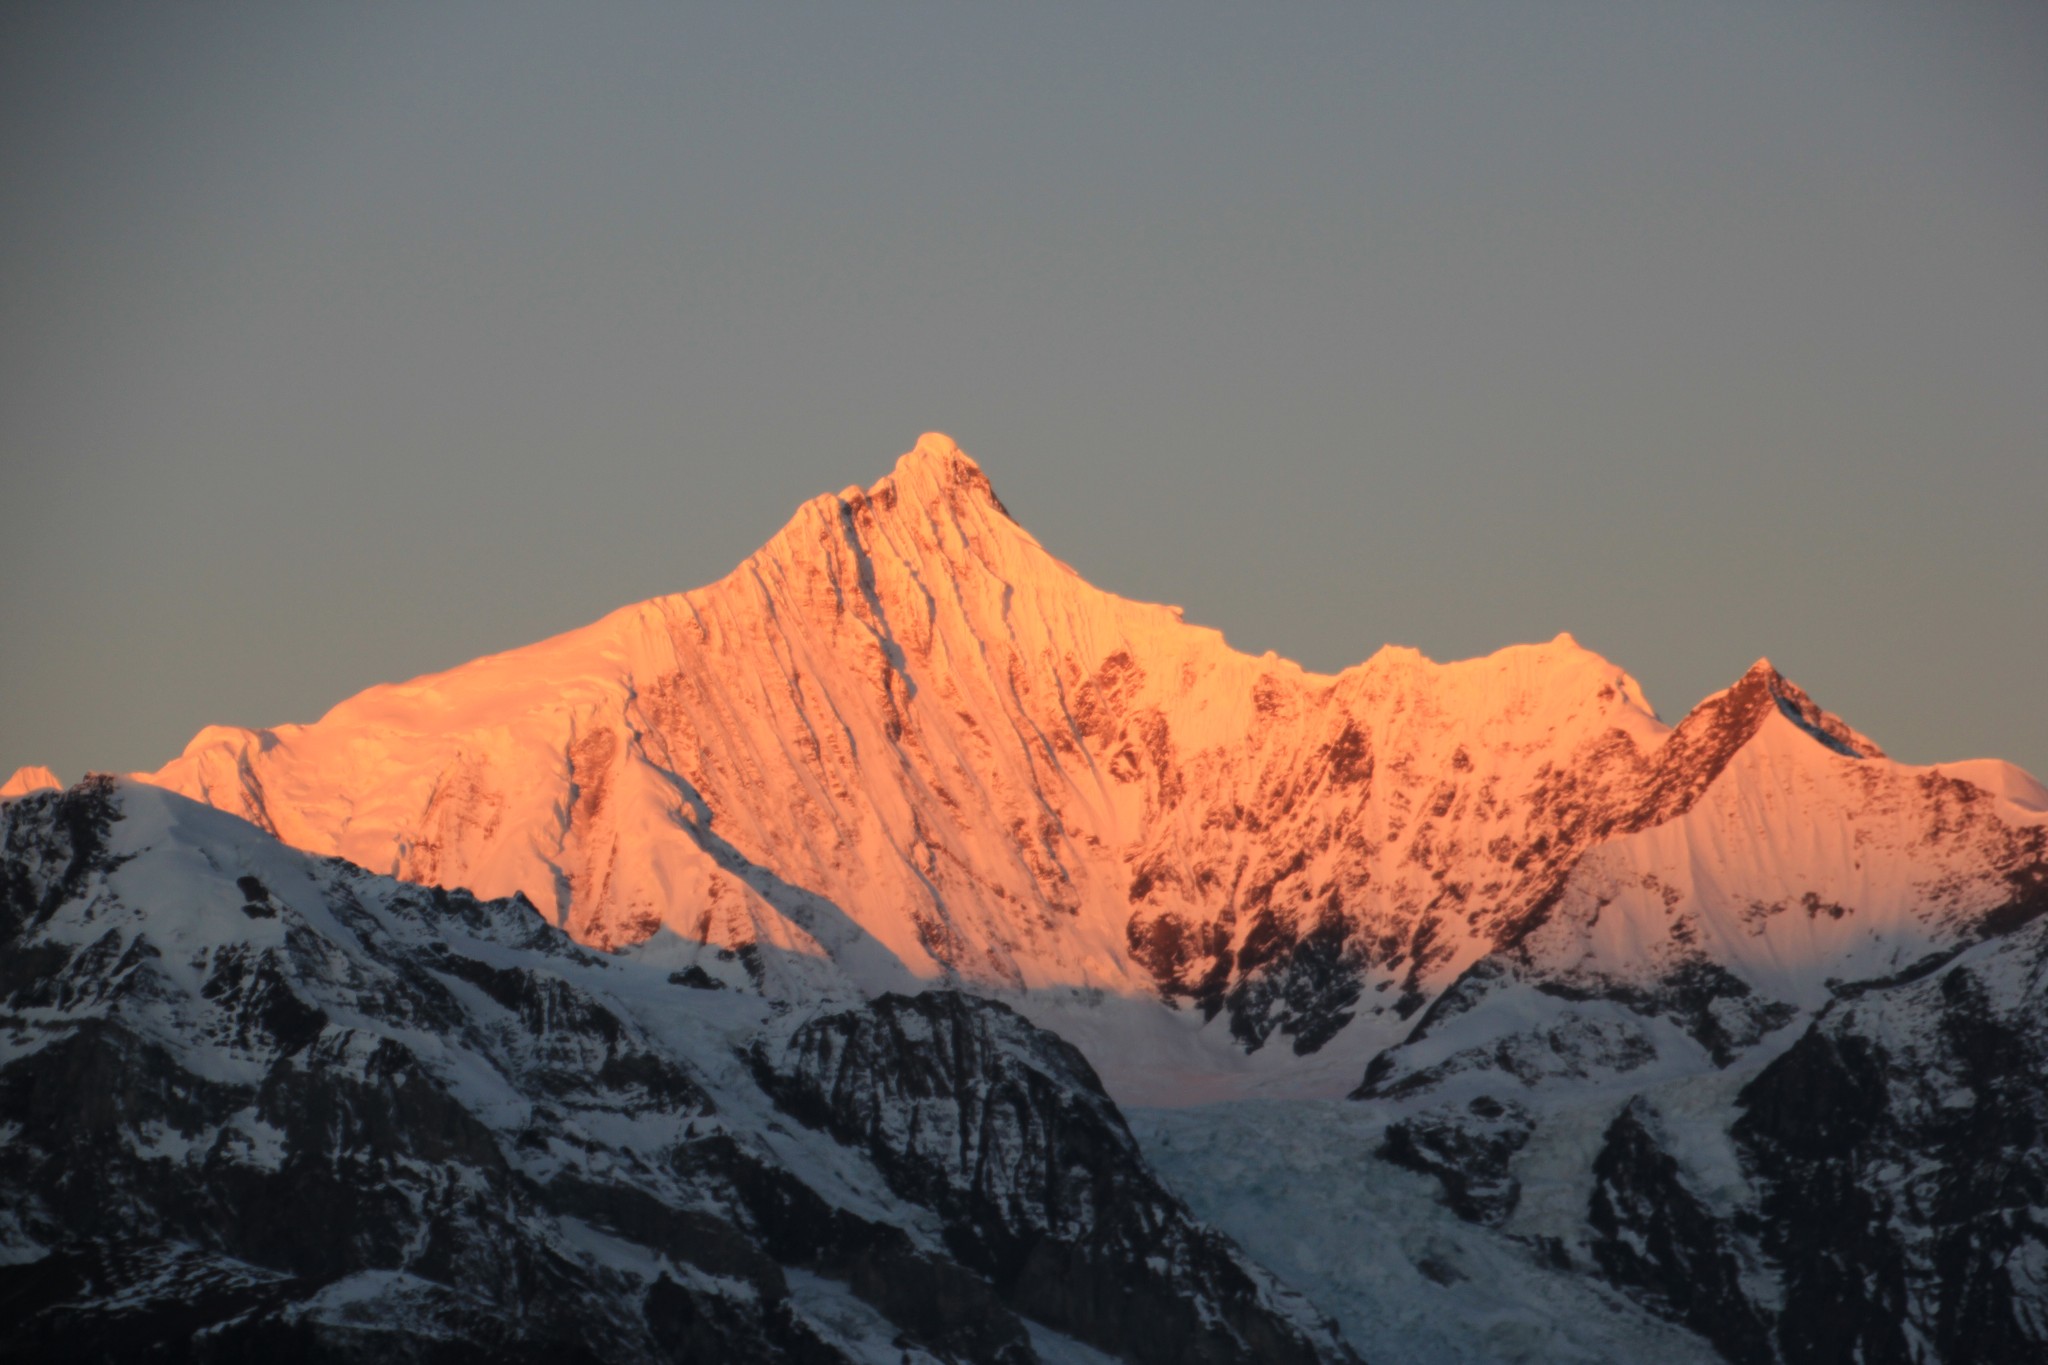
left=1689, top=659, right=1883, bottom=761
left=1, top=765, right=61, bottom=799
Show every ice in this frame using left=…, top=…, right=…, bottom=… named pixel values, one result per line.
left=1129, top=1099, right=1724, bottom=1365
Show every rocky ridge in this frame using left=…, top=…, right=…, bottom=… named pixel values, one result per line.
left=140, top=436, right=2048, bottom=1102
left=1327, top=738, right=2048, bottom=1361
left=1567, top=904, right=2048, bottom=1364
left=0, top=777, right=1355, bottom=1364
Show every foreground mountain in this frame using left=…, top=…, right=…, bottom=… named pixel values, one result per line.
left=144, top=434, right=2048, bottom=1107
left=0, top=777, right=1355, bottom=1364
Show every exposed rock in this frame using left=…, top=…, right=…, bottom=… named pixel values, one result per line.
left=1377, top=1095, right=1535, bottom=1225
left=1734, top=944, right=2048, bottom=1364
left=1586, top=1100, right=1774, bottom=1365
left=752, top=991, right=1358, bottom=1365
left=0, top=780, right=1359, bottom=1365
left=1547, top=916, right=2048, bottom=1363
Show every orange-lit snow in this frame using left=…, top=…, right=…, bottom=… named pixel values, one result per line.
left=1, top=765, right=61, bottom=799
left=142, top=435, right=2048, bottom=1097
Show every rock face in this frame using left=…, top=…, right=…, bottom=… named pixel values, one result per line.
left=0, top=778, right=1357, bottom=1364
left=1585, top=1100, right=1775, bottom=1365
left=140, top=436, right=2048, bottom=1104
left=1734, top=920, right=2048, bottom=1364
left=1557, top=912, right=2048, bottom=1365
left=1377, top=1096, right=1535, bottom=1227
left=752, top=992, right=1342, bottom=1365
left=14, top=434, right=2048, bottom=1361
left=1292, top=617, right=2048, bottom=1357
left=1333, top=857, right=2048, bottom=1363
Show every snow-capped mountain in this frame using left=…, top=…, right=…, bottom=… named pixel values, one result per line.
left=142, top=434, right=2048, bottom=1104
left=17, top=434, right=2048, bottom=1362
left=0, top=776, right=1355, bottom=1364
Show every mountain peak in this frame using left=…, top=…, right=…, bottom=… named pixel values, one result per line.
left=910, top=429, right=965, bottom=461
left=864, top=432, right=1011, bottom=521
left=1, top=765, right=60, bottom=800
left=1684, top=658, right=1883, bottom=762
left=139, top=433, right=2046, bottom=1104
left=881, top=431, right=975, bottom=486
left=1764, top=669, right=1883, bottom=759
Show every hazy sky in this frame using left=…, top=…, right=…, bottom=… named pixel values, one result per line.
left=4, top=2, right=2044, bottom=782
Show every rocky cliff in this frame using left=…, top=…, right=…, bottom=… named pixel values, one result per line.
left=0, top=778, right=1355, bottom=1364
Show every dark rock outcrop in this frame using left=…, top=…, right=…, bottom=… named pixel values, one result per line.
left=1586, top=1100, right=1774, bottom=1365
left=0, top=781, right=1359, bottom=1364
left=752, top=991, right=1358, bottom=1365
left=1377, top=1095, right=1535, bottom=1226
left=1566, top=920, right=2048, bottom=1364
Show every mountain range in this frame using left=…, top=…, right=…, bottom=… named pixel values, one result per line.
left=6, top=434, right=2046, bottom=1362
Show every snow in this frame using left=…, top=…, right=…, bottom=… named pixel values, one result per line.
left=781, top=1269, right=951, bottom=1364
left=1932, top=757, right=2048, bottom=813
left=1012, top=987, right=1401, bottom=1107
left=15, top=638, right=2048, bottom=1362
left=0, top=765, right=60, bottom=799
left=215, top=1108, right=291, bottom=1171
left=284, top=1268, right=480, bottom=1335
left=139, top=440, right=1667, bottom=1004
left=911, top=429, right=961, bottom=458
left=1023, top=1318, right=1127, bottom=1365
left=11, top=774, right=1374, bottom=1362
left=1129, top=1100, right=1724, bottom=1365
left=129, top=435, right=2047, bottom=1111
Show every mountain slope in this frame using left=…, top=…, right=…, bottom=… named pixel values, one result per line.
left=1133, top=882, right=2048, bottom=1365
left=143, top=435, right=2048, bottom=1101
left=0, top=777, right=1356, bottom=1364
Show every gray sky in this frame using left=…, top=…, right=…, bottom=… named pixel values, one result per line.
left=4, top=2, right=2045, bottom=782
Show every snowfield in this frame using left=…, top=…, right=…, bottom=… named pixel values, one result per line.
left=1130, top=1099, right=1724, bottom=1365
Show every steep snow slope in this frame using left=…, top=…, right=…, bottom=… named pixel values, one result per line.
left=0, top=778, right=1355, bottom=1365
left=13, top=767, right=2042, bottom=1363
left=37, top=430, right=2048, bottom=1362
left=1308, top=695, right=2048, bottom=1360
left=144, top=435, right=2048, bottom=1100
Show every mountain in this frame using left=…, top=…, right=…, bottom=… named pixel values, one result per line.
left=0, top=776, right=1356, bottom=1364
left=25, top=434, right=2048, bottom=1361
left=1131, top=886, right=2048, bottom=1365
left=142, top=434, right=2048, bottom=1104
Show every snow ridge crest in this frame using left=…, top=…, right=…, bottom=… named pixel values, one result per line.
left=135, top=435, right=2045, bottom=1104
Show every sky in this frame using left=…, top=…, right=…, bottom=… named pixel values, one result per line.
left=3, top=2, right=2044, bottom=783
